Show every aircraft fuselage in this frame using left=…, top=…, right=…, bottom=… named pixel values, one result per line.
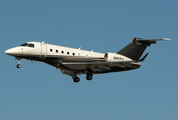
left=5, top=38, right=170, bottom=82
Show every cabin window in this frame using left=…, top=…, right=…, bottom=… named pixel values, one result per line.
left=56, top=50, right=58, bottom=53
left=50, top=49, right=52, bottom=52
left=67, top=52, right=69, bottom=55
left=73, top=53, right=75, bottom=56
left=61, top=51, right=64, bottom=54
left=28, top=44, right=34, bottom=48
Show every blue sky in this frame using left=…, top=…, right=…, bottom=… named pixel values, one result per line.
left=0, top=0, right=177, bottom=120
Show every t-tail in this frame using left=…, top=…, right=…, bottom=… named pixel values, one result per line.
left=117, top=37, right=171, bottom=61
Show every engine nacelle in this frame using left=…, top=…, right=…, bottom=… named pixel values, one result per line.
left=104, top=52, right=132, bottom=62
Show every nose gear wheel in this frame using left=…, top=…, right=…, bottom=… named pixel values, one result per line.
left=16, top=64, right=21, bottom=68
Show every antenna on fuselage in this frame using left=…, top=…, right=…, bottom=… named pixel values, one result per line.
left=42, top=41, right=45, bottom=44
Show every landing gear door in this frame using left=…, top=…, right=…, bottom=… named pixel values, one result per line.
left=40, top=44, right=47, bottom=59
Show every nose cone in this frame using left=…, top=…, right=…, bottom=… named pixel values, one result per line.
left=5, top=49, right=11, bottom=55
left=5, top=47, right=21, bottom=56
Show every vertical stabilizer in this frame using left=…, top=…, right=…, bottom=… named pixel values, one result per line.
left=117, top=38, right=171, bottom=61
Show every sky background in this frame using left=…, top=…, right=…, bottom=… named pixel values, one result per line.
left=0, top=0, right=177, bottom=120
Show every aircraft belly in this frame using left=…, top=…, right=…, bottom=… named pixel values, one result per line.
left=65, top=64, right=87, bottom=70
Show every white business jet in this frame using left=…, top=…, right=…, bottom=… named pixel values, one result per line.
left=5, top=38, right=170, bottom=83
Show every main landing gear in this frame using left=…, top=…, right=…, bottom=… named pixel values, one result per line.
left=72, top=73, right=93, bottom=83
left=86, top=73, right=93, bottom=80
left=16, top=58, right=22, bottom=68
left=73, top=77, right=80, bottom=83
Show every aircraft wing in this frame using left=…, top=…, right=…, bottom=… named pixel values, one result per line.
left=61, top=60, right=140, bottom=73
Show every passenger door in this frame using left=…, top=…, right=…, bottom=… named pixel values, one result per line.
left=40, top=44, right=47, bottom=59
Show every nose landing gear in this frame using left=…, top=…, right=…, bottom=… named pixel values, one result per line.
left=16, top=58, right=22, bottom=68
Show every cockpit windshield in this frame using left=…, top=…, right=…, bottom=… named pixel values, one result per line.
left=20, top=43, right=35, bottom=48
left=20, top=43, right=28, bottom=46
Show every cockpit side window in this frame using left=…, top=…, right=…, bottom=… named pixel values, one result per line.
left=28, top=44, right=35, bottom=48
left=20, top=43, right=28, bottom=47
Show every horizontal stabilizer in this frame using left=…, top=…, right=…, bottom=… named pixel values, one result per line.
left=137, top=38, right=171, bottom=45
left=138, top=38, right=171, bottom=41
